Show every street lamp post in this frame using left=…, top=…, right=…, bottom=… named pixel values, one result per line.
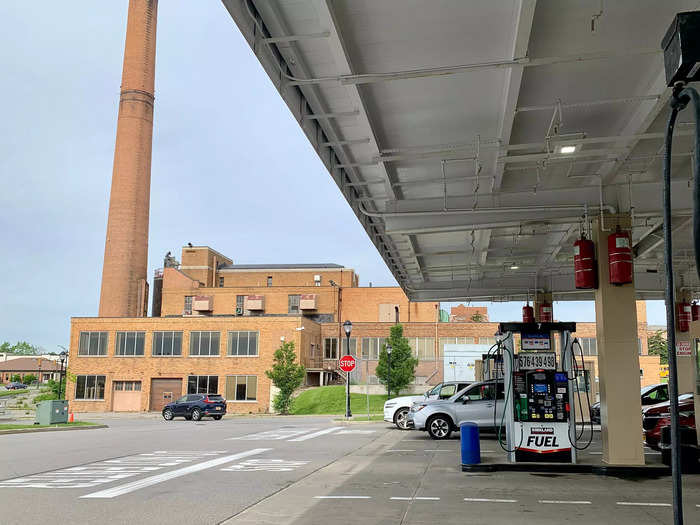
left=343, top=320, right=352, bottom=418
left=386, top=344, right=392, bottom=400
left=58, top=352, right=67, bottom=400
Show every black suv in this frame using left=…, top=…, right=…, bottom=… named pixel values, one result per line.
left=162, top=394, right=226, bottom=421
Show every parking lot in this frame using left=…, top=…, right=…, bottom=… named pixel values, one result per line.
left=0, top=416, right=698, bottom=524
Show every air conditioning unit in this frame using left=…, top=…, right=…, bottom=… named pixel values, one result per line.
left=244, top=295, right=264, bottom=311
left=192, top=296, right=213, bottom=311
left=300, top=294, right=317, bottom=310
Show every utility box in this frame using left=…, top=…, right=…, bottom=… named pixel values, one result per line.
left=35, top=400, right=69, bottom=425
left=662, top=11, right=700, bottom=86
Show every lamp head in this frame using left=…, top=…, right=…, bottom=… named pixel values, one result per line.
left=343, top=320, right=352, bottom=336
left=386, top=344, right=392, bottom=355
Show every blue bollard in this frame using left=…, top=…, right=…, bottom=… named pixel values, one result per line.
left=460, top=422, right=481, bottom=465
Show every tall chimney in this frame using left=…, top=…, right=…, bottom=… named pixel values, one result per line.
left=99, top=0, right=158, bottom=317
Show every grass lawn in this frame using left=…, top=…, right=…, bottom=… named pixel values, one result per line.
left=0, top=389, right=29, bottom=397
left=291, top=385, right=394, bottom=415
left=0, top=422, right=98, bottom=430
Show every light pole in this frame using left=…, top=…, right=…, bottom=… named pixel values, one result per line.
left=386, top=344, right=392, bottom=400
left=343, top=320, right=352, bottom=418
left=58, top=352, right=67, bottom=400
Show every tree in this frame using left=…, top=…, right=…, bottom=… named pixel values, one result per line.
left=375, top=324, right=418, bottom=397
left=10, top=374, right=22, bottom=383
left=265, top=341, right=306, bottom=414
left=470, top=312, right=486, bottom=322
left=648, top=330, right=668, bottom=365
left=1, top=341, right=39, bottom=355
left=22, top=374, right=37, bottom=384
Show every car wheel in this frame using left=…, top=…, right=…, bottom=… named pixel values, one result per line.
left=427, top=415, right=452, bottom=440
left=191, top=408, right=202, bottom=421
left=394, top=408, right=410, bottom=430
left=162, top=409, right=174, bottom=421
left=213, top=415, right=223, bottom=420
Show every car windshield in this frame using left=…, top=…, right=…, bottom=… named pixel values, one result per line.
left=426, top=385, right=441, bottom=396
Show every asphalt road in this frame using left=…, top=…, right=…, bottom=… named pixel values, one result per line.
left=2, top=416, right=699, bottom=525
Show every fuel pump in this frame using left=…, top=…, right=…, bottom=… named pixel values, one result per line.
left=498, top=322, right=581, bottom=464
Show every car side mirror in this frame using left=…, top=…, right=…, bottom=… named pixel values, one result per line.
left=462, top=398, right=470, bottom=404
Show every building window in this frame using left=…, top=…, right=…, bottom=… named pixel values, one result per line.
left=438, top=337, right=476, bottom=357
left=189, top=331, right=220, bottom=356
left=78, top=332, right=108, bottom=356
left=578, top=338, right=597, bottom=356
left=113, top=381, right=141, bottom=392
left=187, top=375, right=218, bottom=394
left=479, top=337, right=496, bottom=346
left=361, top=337, right=387, bottom=360
left=227, top=331, right=259, bottom=356
left=324, top=338, right=338, bottom=359
left=267, top=276, right=272, bottom=287
left=236, top=295, right=245, bottom=316
left=408, top=337, right=436, bottom=360
left=184, top=295, right=193, bottom=315
left=341, top=337, right=357, bottom=357
left=225, top=375, right=257, bottom=401
left=115, top=332, right=145, bottom=356
left=75, top=375, right=106, bottom=400
left=288, top=294, right=301, bottom=314
left=152, top=331, right=182, bottom=356
left=314, top=275, right=321, bottom=287
left=218, top=276, right=224, bottom=287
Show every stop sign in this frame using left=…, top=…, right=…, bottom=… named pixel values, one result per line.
left=339, top=355, right=356, bottom=372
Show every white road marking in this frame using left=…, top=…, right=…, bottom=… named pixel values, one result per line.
left=336, top=430, right=376, bottom=435
left=314, top=496, right=372, bottom=499
left=539, top=500, right=592, bottom=505
left=289, top=427, right=341, bottom=441
left=423, top=449, right=452, bottom=452
left=390, top=497, right=440, bottom=501
left=81, top=448, right=270, bottom=499
left=229, top=429, right=318, bottom=441
left=616, top=502, right=671, bottom=507
left=464, top=498, right=518, bottom=503
left=0, top=451, right=222, bottom=490
left=221, top=459, right=309, bottom=472
left=386, top=449, right=416, bottom=452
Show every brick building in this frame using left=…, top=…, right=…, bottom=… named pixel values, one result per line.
left=0, top=357, right=62, bottom=384
left=67, top=245, right=659, bottom=414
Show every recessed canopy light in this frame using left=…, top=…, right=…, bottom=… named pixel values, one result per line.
left=509, top=265, right=519, bottom=270
left=558, top=145, right=577, bottom=154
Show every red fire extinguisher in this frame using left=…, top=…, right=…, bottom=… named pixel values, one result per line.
left=692, top=301, right=699, bottom=322
left=539, top=302, right=553, bottom=323
left=677, top=302, right=692, bottom=332
left=608, top=227, right=633, bottom=285
left=573, top=234, right=597, bottom=289
left=522, top=303, right=534, bottom=323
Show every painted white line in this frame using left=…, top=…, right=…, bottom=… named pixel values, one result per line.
left=289, top=427, right=341, bottom=442
left=336, top=430, right=376, bottom=435
left=81, top=449, right=270, bottom=499
left=539, top=500, right=592, bottom=505
left=464, top=498, right=518, bottom=503
left=423, top=449, right=452, bottom=452
left=616, top=502, right=671, bottom=507
left=386, top=449, right=416, bottom=452
left=390, top=497, right=440, bottom=501
left=314, top=496, right=372, bottom=499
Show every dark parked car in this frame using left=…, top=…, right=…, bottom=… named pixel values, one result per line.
left=162, top=394, right=226, bottom=421
left=642, top=393, right=694, bottom=450
left=590, top=384, right=669, bottom=424
left=5, top=382, right=28, bottom=390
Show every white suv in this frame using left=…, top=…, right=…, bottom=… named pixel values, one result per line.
left=383, top=381, right=472, bottom=429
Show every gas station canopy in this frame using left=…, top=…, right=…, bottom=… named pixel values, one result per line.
left=222, top=0, right=700, bottom=302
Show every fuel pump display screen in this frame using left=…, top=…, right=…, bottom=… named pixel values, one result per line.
left=533, top=384, right=547, bottom=394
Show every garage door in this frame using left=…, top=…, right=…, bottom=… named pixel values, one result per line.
left=112, top=381, right=142, bottom=411
left=150, top=378, right=182, bottom=412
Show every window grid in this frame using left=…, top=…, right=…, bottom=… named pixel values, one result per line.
left=184, top=296, right=193, bottom=315
left=78, top=332, right=108, bottom=356
left=115, top=332, right=145, bottom=356
left=189, top=331, right=220, bottom=356
left=236, top=295, right=245, bottom=316
left=288, top=295, right=300, bottom=314
left=438, top=337, right=476, bottom=357
left=341, top=338, right=357, bottom=357
left=361, top=337, right=386, bottom=360
left=578, top=337, right=597, bottom=356
left=225, top=375, right=257, bottom=401
left=227, top=331, right=259, bottom=356
left=187, top=375, right=218, bottom=394
left=75, top=375, right=106, bottom=400
left=113, top=381, right=141, bottom=392
left=152, top=331, right=182, bottom=356
left=324, top=338, right=338, bottom=359
left=407, top=337, right=436, bottom=360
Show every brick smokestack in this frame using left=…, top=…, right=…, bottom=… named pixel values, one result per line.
left=99, top=0, right=158, bottom=317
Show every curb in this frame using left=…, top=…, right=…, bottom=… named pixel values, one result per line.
left=0, top=424, right=108, bottom=436
left=461, top=461, right=670, bottom=478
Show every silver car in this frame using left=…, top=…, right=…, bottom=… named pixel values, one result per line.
left=409, top=380, right=505, bottom=439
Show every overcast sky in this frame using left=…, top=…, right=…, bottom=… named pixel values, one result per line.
left=1, top=2, right=668, bottom=352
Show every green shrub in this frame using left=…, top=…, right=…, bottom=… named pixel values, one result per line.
left=22, top=374, right=37, bottom=384
left=33, top=392, right=58, bottom=403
